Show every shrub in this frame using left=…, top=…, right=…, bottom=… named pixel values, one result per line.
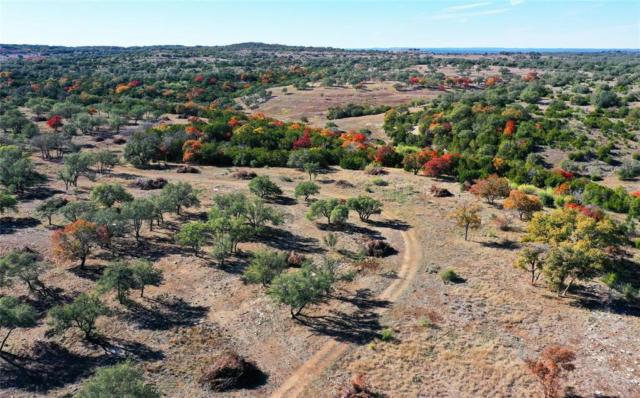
left=131, top=177, right=167, bottom=190
left=0, top=295, right=37, bottom=353
left=248, top=176, right=282, bottom=200
left=371, top=177, right=387, bottom=186
left=232, top=170, right=257, bottom=180
left=243, top=251, right=288, bottom=286
left=361, top=239, right=394, bottom=257
left=449, top=202, right=481, bottom=241
left=336, top=374, right=379, bottom=398
left=77, top=361, right=160, bottom=398
left=440, top=269, right=460, bottom=283
left=525, top=345, right=575, bottom=398
left=49, top=293, right=107, bottom=339
left=430, top=185, right=452, bottom=197
left=380, top=328, right=394, bottom=341
left=294, top=181, right=320, bottom=202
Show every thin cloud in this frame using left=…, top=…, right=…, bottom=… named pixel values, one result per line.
left=433, top=8, right=510, bottom=20
left=510, top=0, right=525, bottom=5
left=445, top=2, right=491, bottom=12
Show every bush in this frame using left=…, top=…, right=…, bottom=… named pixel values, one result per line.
left=232, top=170, right=257, bottom=180
left=249, top=176, right=282, bottom=199
left=371, top=178, right=387, bottom=186
left=243, top=251, right=289, bottom=286
left=131, top=178, right=167, bottom=190
left=440, top=269, right=460, bottom=283
left=77, top=361, right=160, bottom=398
left=361, top=239, right=394, bottom=257
left=380, top=328, right=394, bottom=341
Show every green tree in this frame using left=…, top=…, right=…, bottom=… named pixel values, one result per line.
left=49, top=293, right=107, bottom=339
left=98, top=261, right=135, bottom=304
left=346, top=195, right=383, bottom=222
left=58, top=151, right=95, bottom=189
left=448, top=202, right=481, bottom=241
left=160, top=182, right=200, bottom=215
left=269, top=262, right=335, bottom=318
left=0, top=146, right=42, bottom=194
left=0, top=250, right=50, bottom=297
left=35, top=196, right=67, bottom=225
left=249, top=176, right=282, bottom=200
left=122, top=198, right=155, bottom=242
left=94, top=150, right=118, bottom=174
left=124, top=131, right=161, bottom=168
left=108, top=115, right=127, bottom=134
left=0, top=192, right=17, bottom=215
left=175, top=221, right=210, bottom=256
left=516, top=246, right=545, bottom=285
left=303, top=162, right=320, bottom=180
left=242, top=197, right=284, bottom=233
left=330, top=204, right=349, bottom=225
left=0, top=296, right=37, bottom=353
left=77, top=361, right=160, bottom=398
left=306, top=198, right=339, bottom=225
left=131, top=261, right=163, bottom=298
left=294, top=181, right=320, bottom=202
left=243, top=250, right=289, bottom=286
left=90, top=183, right=133, bottom=208
left=59, top=201, right=98, bottom=223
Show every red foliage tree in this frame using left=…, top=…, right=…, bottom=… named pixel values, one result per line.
left=423, top=153, right=459, bottom=177
left=52, top=220, right=108, bottom=268
left=555, top=169, right=574, bottom=180
left=292, top=129, right=311, bottom=150
left=374, top=145, right=398, bottom=166
left=46, top=115, right=63, bottom=130
left=525, top=345, right=576, bottom=398
left=182, top=139, right=202, bottom=163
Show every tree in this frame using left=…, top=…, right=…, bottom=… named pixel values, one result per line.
left=242, top=197, right=284, bottom=233
left=373, top=145, right=400, bottom=167
left=124, top=131, right=161, bottom=168
left=58, top=151, right=95, bottom=189
left=423, top=153, right=459, bottom=178
left=0, top=145, right=42, bottom=194
left=46, top=115, right=63, bottom=130
left=521, top=208, right=625, bottom=295
left=346, top=195, right=383, bottom=222
left=503, top=190, right=542, bottom=220
left=122, top=198, right=155, bottom=242
left=160, top=182, right=200, bottom=215
left=330, top=205, right=349, bottom=225
left=525, top=345, right=575, bottom=398
left=77, top=361, right=160, bottom=398
left=175, top=221, right=210, bottom=256
left=243, top=250, right=289, bottom=286
left=0, top=250, right=50, bottom=297
left=94, top=150, right=118, bottom=174
left=108, top=115, right=127, bottom=133
left=90, top=183, right=133, bottom=208
left=52, top=220, right=108, bottom=268
left=303, top=162, right=320, bottom=180
left=294, top=181, right=320, bottom=202
left=49, top=293, right=107, bottom=339
left=516, top=246, right=546, bottom=285
left=449, top=202, right=481, bottom=241
left=35, top=196, right=67, bottom=225
left=249, top=176, right=282, bottom=200
left=98, top=261, right=135, bottom=304
left=131, top=261, right=162, bottom=298
left=268, top=262, right=335, bottom=318
left=402, top=150, right=436, bottom=175
left=0, top=192, right=17, bottom=215
left=0, top=296, right=37, bottom=354
left=59, top=200, right=98, bottom=223
left=306, top=198, right=340, bottom=225
left=469, top=175, right=511, bottom=204
left=543, top=242, right=606, bottom=296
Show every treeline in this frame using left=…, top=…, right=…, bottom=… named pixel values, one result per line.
left=326, top=103, right=391, bottom=120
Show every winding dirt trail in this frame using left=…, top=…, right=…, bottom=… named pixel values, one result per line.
left=271, top=202, right=422, bottom=398
left=113, top=164, right=424, bottom=397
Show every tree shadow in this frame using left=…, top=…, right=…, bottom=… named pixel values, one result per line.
left=570, top=285, right=640, bottom=317
left=365, top=218, right=410, bottom=231
left=479, top=239, right=521, bottom=250
left=0, top=341, right=118, bottom=393
left=0, top=217, right=41, bottom=234
left=23, top=287, right=73, bottom=314
left=120, top=295, right=208, bottom=330
left=68, top=264, right=107, bottom=281
left=20, top=187, right=65, bottom=202
left=260, top=227, right=323, bottom=254
left=296, top=289, right=390, bottom=344
left=271, top=196, right=297, bottom=206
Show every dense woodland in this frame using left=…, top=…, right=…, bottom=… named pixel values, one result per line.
left=0, top=43, right=639, bottom=397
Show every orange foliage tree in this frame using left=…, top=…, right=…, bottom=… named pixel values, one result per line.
left=470, top=174, right=511, bottom=204
left=52, top=220, right=108, bottom=268
left=402, top=150, right=437, bottom=174
left=182, top=140, right=202, bottom=163
left=503, top=119, right=516, bottom=136
left=504, top=190, right=543, bottom=220
left=525, top=345, right=576, bottom=398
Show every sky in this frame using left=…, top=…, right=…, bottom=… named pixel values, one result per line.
left=0, top=0, right=638, bottom=49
